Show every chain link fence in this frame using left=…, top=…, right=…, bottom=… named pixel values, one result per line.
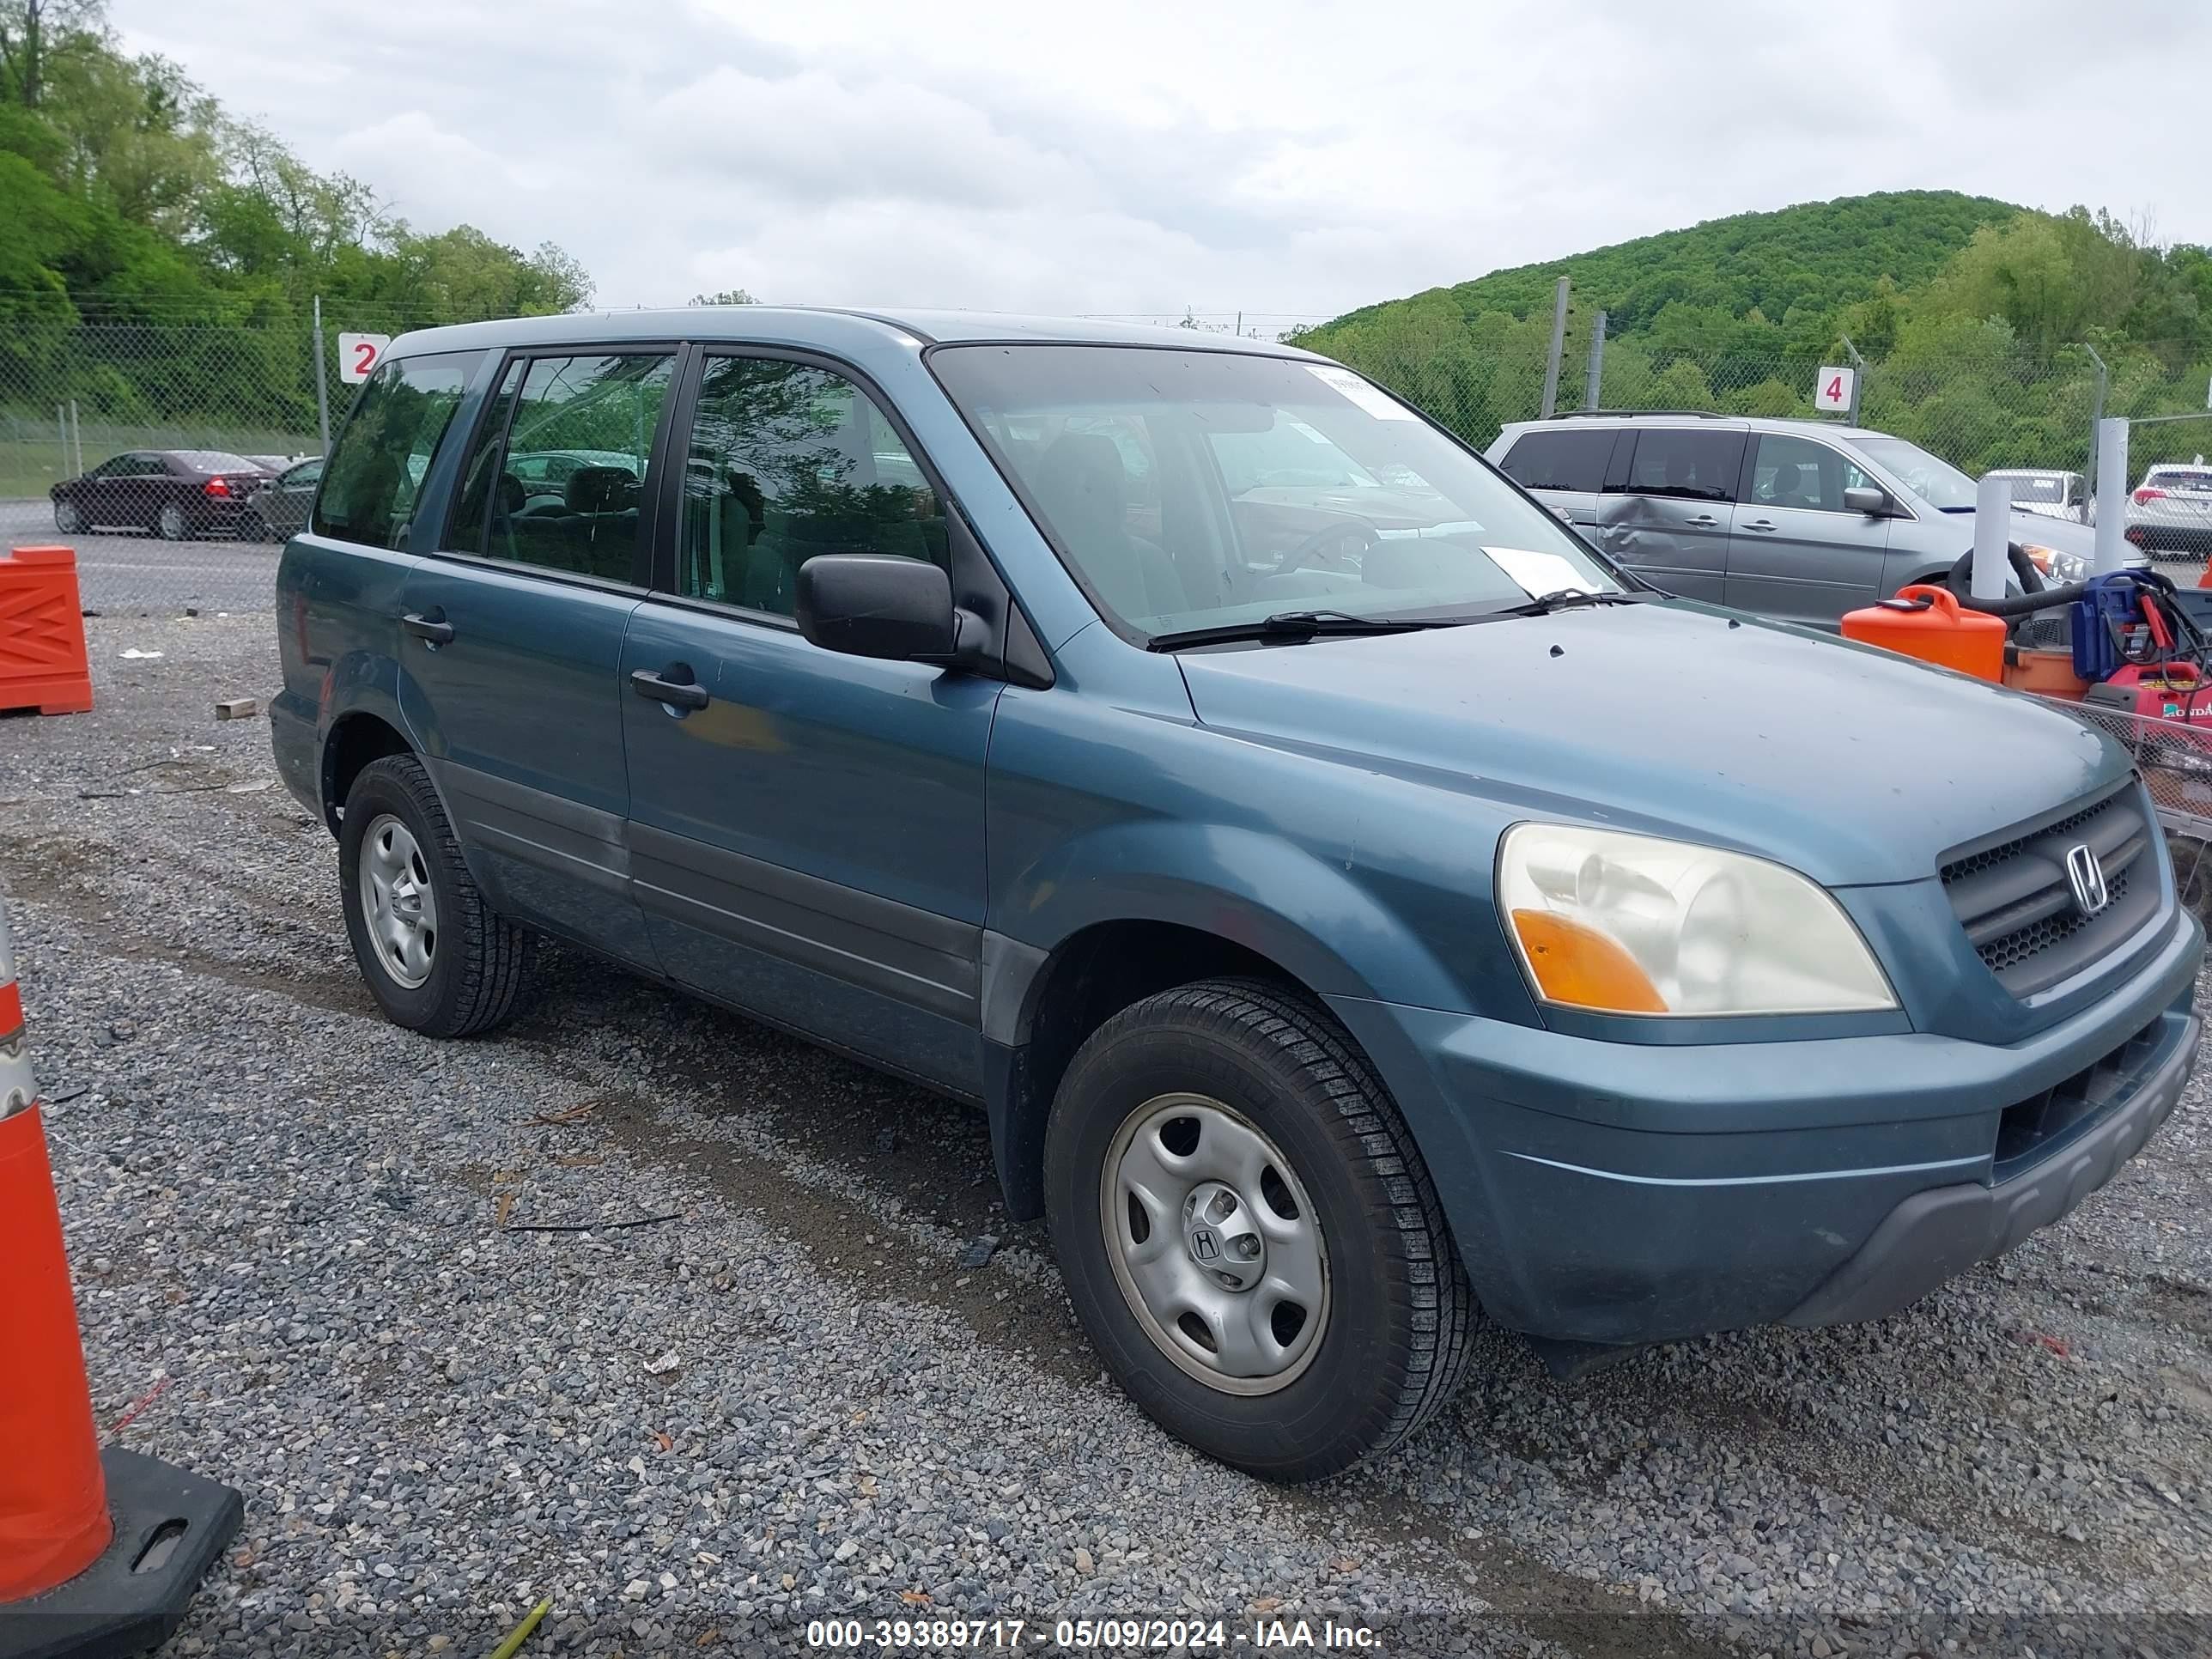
left=6, top=307, right=2212, bottom=612
left=0, top=310, right=392, bottom=615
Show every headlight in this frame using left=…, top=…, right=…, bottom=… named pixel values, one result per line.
left=1497, top=824, right=1897, bottom=1016
left=2021, top=544, right=2088, bottom=584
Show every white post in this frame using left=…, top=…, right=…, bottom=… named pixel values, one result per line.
left=2093, top=416, right=2130, bottom=575
left=1971, top=471, right=2012, bottom=602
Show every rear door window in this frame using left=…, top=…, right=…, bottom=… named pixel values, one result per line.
left=1619, top=428, right=1746, bottom=502
left=312, top=352, right=475, bottom=550
left=446, top=352, right=675, bottom=582
left=1499, top=428, right=1615, bottom=493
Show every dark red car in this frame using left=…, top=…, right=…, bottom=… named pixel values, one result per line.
left=50, top=450, right=268, bottom=541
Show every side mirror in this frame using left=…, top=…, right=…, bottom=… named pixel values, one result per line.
left=795, top=554, right=958, bottom=663
left=1842, top=485, right=1891, bottom=518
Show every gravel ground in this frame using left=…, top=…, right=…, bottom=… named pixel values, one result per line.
left=3, top=498, right=276, bottom=614
left=2, top=614, right=2210, bottom=1658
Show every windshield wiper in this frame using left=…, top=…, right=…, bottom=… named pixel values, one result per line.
left=1147, top=609, right=1449, bottom=651
left=1493, top=588, right=1650, bottom=617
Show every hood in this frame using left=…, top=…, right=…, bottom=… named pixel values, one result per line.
left=1174, top=600, right=2126, bottom=886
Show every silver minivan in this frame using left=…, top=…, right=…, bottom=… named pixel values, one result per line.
left=1486, top=414, right=2112, bottom=630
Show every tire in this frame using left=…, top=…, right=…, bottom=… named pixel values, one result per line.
left=157, top=503, right=191, bottom=541
left=339, top=754, right=533, bottom=1037
left=1044, top=979, right=1473, bottom=1480
left=52, top=500, right=82, bottom=534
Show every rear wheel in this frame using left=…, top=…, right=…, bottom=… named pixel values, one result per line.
left=339, top=754, right=533, bottom=1036
left=156, top=503, right=190, bottom=541
left=1044, top=979, right=1473, bottom=1480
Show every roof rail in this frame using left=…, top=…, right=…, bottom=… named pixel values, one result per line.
left=1544, top=408, right=1734, bottom=421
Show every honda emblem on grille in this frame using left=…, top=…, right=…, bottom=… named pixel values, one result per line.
left=2064, top=842, right=2110, bottom=915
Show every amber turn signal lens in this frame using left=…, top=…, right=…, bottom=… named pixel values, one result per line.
left=1510, top=908, right=1668, bottom=1014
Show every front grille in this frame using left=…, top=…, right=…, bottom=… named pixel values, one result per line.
left=1992, top=1017, right=2163, bottom=1176
left=1940, top=781, right=2159, bottom=996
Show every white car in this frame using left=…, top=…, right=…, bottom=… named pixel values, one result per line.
left=1984, top=467, right=2087, bottom=523
left=2126, top=463, right=2212, bottom=560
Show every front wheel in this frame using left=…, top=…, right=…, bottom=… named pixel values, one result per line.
left=52, top=499, right=82, bottom=534
left=339, top=754, right=534, bottom=1036
left=1044, top=980, right=1474, bottom=1480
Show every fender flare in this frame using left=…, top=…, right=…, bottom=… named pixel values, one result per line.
left=989, top=818, right=1474, bottom=1044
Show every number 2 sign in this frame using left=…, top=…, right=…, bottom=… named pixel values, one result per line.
left=1814, top=365, right=1856, bottom=414
left=337, top=332, right=392, bottom=384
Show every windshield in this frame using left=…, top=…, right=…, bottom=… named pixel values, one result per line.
left=175, top=450, right=256, bottom=472
left=1854, top=435, right=1978, bottom=510
left=930, top=344, right=1623, bottom=637
left=2001, top=474, right=2065, bottom=504
left=2148, top=468, right=2212, bottom=495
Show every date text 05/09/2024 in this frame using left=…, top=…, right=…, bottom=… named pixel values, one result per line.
left=805, top=1617, right=1386, bottom=1650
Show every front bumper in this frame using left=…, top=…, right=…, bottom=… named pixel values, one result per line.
left=1328, top=906, right=2203, bottom=1346
left=1783, top=1012, right=2195, bottom=1325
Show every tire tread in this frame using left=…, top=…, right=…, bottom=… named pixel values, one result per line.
left=347, top=754, right=532, bottom=1037
left=1063, top=977, right=1474, bottom=1475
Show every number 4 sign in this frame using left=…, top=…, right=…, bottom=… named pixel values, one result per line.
left=337, top=332, right=392, bottom=384
left=1814, top=365, right=1856, bottom=414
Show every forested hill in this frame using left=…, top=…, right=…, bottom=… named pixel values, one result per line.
left=1294, top=191, right=2212, bottom=475
left=1323, top=191, right=2019, bottom=342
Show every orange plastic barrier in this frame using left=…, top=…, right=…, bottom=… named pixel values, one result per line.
left=0, top=544, right=93, bottom=716
left=0, top=908, right=112, bottom=1605
left=1840, top=584, right=2006, bottom=683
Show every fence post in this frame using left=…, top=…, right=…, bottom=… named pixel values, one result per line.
left=1539, top=276, right=1571, bottom=419
left=1583, top=311, right=1607, bottom=411
left=56, top=406, right=69, bottom=479
left=313, top=295, right=331, bottom=454
left=68, top=399, right=82, bottom=479
left=2082, top=343, right=2109, bottom=503
left=2094, top=417, right=2130, bottom=575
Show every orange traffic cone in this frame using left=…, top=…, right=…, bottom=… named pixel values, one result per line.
left=0, top=900, right=240, bottom=1659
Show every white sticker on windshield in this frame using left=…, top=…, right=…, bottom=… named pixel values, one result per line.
left=1485, top=546, right=1601, bottom=599
left=1305, top=365, right=1417, bottom=420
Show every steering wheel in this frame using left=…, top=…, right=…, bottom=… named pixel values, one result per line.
left=1263, top=520, right=1379, bottom=576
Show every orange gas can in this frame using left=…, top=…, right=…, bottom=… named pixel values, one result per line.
left=0, top=545, right=93, bottom=715
left=1840, top=584, right=2005, bottom=683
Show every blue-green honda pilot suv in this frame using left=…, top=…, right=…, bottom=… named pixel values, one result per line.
left=274, top=308, right=2203, bottom=1480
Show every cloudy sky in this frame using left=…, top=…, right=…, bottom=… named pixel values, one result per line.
left=120, top=0, right=2211, bottom=329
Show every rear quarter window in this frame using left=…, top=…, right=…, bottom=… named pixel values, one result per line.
left=1498, top=428, right=1614, bottom=493
left=313, top=352, right=477, bottom=550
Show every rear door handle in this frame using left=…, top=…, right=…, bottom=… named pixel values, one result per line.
left=1684, top=514, right=1721, bottom=527
left=630, top=667, right=710, bottom=711
left=1741, top=519, right=1778, bottom=532
left=401, top=611, right=454, bottom=645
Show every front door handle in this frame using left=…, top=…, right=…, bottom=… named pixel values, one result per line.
left=1741, top=519, right=1778, bottom=532
left=401, top=610, right=455, bottom=645
left=630, top=667, right=710, bottom=711
left=1683, top=514, right=1721, bottom=528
